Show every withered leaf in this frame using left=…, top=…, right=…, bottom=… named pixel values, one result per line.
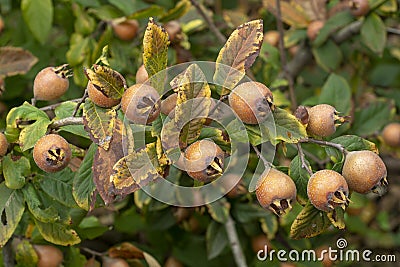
left=85, top=64, right=126, bottom=99
left=0, top=47, right=38, bottom=77
left=108, top=242, right=144, bottom=259
left=263, top=0, right=310, bottom=28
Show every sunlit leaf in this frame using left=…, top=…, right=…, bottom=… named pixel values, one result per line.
left=159, top=0, right=190, bottom=22
left=85, top=64, right=126, bottom=99
left=34, top=219, right=81, bottom=246
left=127, top=5, right=165, bottom=20
left=3, top=155, right=29, bottom=190
left=0, top=47, right=38, bottom=77
left=54, top=101, right=89, bottom=139
left=15, top=240, right=38, bottom=267
left=263, top=0, right=309, bottom=28
left=21, top=0, right=53, bottom=44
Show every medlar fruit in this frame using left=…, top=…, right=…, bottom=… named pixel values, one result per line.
left=33, top=66, right=69, bottom=101
left=307, top=20, right=324, bottom=41
left=306, top=104, right=343, bottom=137
left=382, top=122, right=400, bottom=147
left=87, top=81, right=120, bottom=108
left=33, top=245, right=63, bottom=267
left=264, top=30, right=280, bottom=47
left=349, top=0, right=370, bottom=17
left=112, top=19, right=139, bottom=41
left=136, top=64, right=149, bottom=84
left=0, top=132, right=8, bottom=156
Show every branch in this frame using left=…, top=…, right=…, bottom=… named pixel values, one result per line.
left=224, top=215, right=248, bottom=267
left=301, top=138, right=347, bottom=155
left=252, top=145, right=272, bottom=167
left=296, top=143, right=313, bottom=176
left=275, top=0, right=297, bottom=110
left=3, top=238, right=15, bottom=267
left=80, top=247, right=106, bottom=257
left=190, top=0, right=227, bottom=44
left=39, top=98, right=82, bottom=112
left=332, top=21, right=362, bottom=43
left=50, top=117, right=83, bottom=128
left=72, top=89, right=88, bottom=117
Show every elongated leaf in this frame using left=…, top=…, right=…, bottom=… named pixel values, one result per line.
left=143, top=17, right=169, bottom=93
left=272, top=107, right=307, bottom=144
left=3, top=155, right=30, bottom=189
left=110, top=142, right=162, bottom=197
left=73, top=144, right=97, bottom=210
left=313, top=11, right=353, bottom=47
left=92, top=119, right=126, bottom=204
left=319, top=73, right=351, bottom=114
left=289, top=155, right=311, bottom=205
left=206, top=221, right=228, bottom=260
left=0, top=183, right=25, bottom=246
left=290, top=202, right=331, bottom=239
left=159, top=0, right=190, bottom=22
left=327, top=206, right=345, bottom=229
left=214, top=20, right=263, bottom=95
left=85, top=65, right=126, bottom=99
left=21, top=0, right=53, bottom=44
left=199, top=127, right=231, bottom=152
left=77, top=216, right=108, bottom=240
left=0, top=47, right=38, bottom=77
left=127, top=5, right=165, bottom=20
left=171, top=64, right=211, bottom=147
left=263, top=0, right=309, bottom=28
left=206, top=198, right=230, bottom=223
left=361, top=13, right=387, bottom=55
left=34, top=219, right=81, bottom=246
left=54, top=101, right=89, bottom=139
left=83, top=98, right=116, bottom=150
left=312, top=40, right=342, bottom=72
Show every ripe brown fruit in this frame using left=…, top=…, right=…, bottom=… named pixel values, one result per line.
left=33, top=245, right=63, bottom=267
left=87, top=81, right=120, bottom=108
left=136, top=64, right=149, bottom=84
left=121, top=84, right=161, bottom=125
left=382, top=122, right=400, bottom=147
left=229, top=82, right=274, bottom=124
left=164, top=20, right=182, bottom=42
left=33, top=134, right=72, bottom=173
left=307, top=170, right=350, bottom=212
left=350, top=0, right=370, bottom=17
left=165, top=256, right=184, bottom=267
left=0, top=132, right=8, bottom=156
left=33, top=67, right=69, bottom=101
left=342, top=150, right=388, bottom=195
left=264, top=30, right=280, bottom=47
left=102, top=257, right=129, bottom=267
left=251, top=235, right=271, bottom=253
left=256, top=168, right=297, bottom=216
left=307, top=104, right=338, bottom=137
left=307, top=20, right=324, bottom=41
left=315, top=246, right=334, bottom=267
left=160, top=93, right=178, bottom=117
left=0, top=17, right=4, bottom=33
left=184, top=139, right=224, bottom=182
left=112, top=19, right=139, bottom=41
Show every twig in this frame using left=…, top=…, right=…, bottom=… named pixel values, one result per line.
left=190, top=0, right=227, bottom=44
left=72, top=89, right=88, bottom=117
left=332, top=21, right=362, bottom=43
left=296, top=143, right=313, bottom=176
left=252, top=145, right=272, bottom=167
left=50, top=117, right=83, bottom=128
left=387, top=27, right=400, bottom=35
left=275, top=0, right=297, bottom=110
left=224, top=215, right=248, bottom=267
left=301, top=138, right=347, bottom=155
left=31, top=97, right=36, bottom=107
left=3, top=238, right=15, bottom=267
left=39, top=98, right=82, bottom=112
left=80, top=247, right=106, bottom=257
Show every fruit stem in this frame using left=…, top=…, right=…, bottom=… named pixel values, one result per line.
left=302, top=138, right=348, bottom=155
left=296, top=143, right=313, bottom=176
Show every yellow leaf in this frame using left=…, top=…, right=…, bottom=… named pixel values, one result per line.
left=263, top=0, right=310, bottom=28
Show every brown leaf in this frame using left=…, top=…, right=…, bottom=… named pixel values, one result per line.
left=0, top=47, right=38, bottom=77
left=108, top=242, right=144, bottom=259
left=263, top=0, right=310, bottom=28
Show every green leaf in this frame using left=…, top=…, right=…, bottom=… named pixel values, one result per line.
left=73, top=143, right=97, bottom=210
left=66, top=34, right=91, bottom=66
left=159, top=0, right=190, bottom=22
left=206, top=221, right=228, bottom=260
left=5, top=102, right=51, bottom=151
left=290, top=202, right=331, bottom=239
left=313, top=11, right=353, bottom=47
left=272, top=107, right=307, bottom=144
left=0, top=183, right=25, bottom=246
left=108, top=0, right=137, bottom=15
left=77, top=216, right=108, bottom=239
left=312, top=40, right=342, bottom=72
left=361, top=13, right=387, bottom=55
left=283, top=29, right=307, bottom=48
left=214, top=20, right=263, bottom=95
left=54, top=101, right=89, bottom=139
left=319, top=73, right=352, bottom=114
left=326, top=206, right=345, bottom=229
left=206, top=198, right=230, bottom=223
left=3, top=155, right=30, bottom=189
left=34, top=219, right=81, bottom=246
left=64, top=247, right=88, bottom=267
left=199, top=127, right=231, bottom=152
left=0, top=47, right=38, bottom=77
left=23, top=183, right=60, bottom=223
left=127, top=5, right=165, bottom=20
left=83, top=98, right=117, bottom=150
left=15, top=240, right=38, bottom=267
left=143, top=17, right=169, bottom=93
left=21, top=0, right=53, bottom=44
left=171, top=63, right=211, bottom=148
left=352, top=99, right=395, bottom=136
left=289, top=155, right=311, bottom=206
left=85, top=65, right=126, bottom=99
left=38, top=168, right=78, bottom=208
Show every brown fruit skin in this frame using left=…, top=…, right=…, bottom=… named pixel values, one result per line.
left=184, top=140, right=224, bottom=182
left=136, top=64, right=149, bottom=84
left=256, top=168, right=297, bottom=211
left=33, top=134, right=72, bottom=173
left=229, top=82, right=273, bottom=124
left=251, top=235, right=271, bottom=254
left=0, top=17, right=4, bottom=33
left=306, top=104, right=336, bottom=137
left=87, top=81, right=120, bottom=108
left=0, top=132, right=8, bottom=156
left=161, top=93, right=178, bottom=117
left=164, top=20, right=181, bottom=42
left=121, top=84, right=161, bottom=125
left=382, top=122, right=400, bottom=147
left=102, top=257, right=129, bottom=267
left=33, top=245, right=63, bottom=267
left=342, top=150, right=387, bottom=194
left=165, top=256, right=184, bottom=267
left=307, top=170, right=349, bottom=212
left=112, top=20, right=139, bottom=41
left=264, top=30, right=280, bottom=47
left=350, top=0, right=370, bottom=17
left=34, top=67, right=69, bottom=101
left=307, top=20, right=324, bottom=41
left=315, top=246, right=333, bottom=267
